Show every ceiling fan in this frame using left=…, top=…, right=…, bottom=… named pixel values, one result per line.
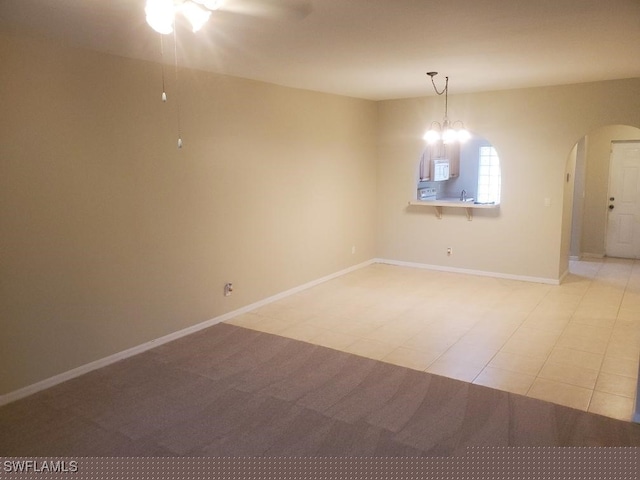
left=145, top=0, right=221, bottom=34
left=145, top=0, right=312, bottom=35
left=146, top=0, right=312, bottom=150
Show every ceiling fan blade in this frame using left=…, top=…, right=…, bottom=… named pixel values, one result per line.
left=218, top=0, right=313, bottom=20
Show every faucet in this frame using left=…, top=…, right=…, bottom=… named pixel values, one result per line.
left=460, top=189, right=467, bottom=201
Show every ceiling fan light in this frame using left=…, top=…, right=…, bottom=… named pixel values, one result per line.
left=181, top=2, right=212, bottom=32
left=146, top=16, right=174, bottom=34
left=145, top=0, right=175, bottom=34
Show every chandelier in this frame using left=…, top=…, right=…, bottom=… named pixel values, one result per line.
left=423, top=72, right=470, bottom=144
left=145, top=0, right=223, bottom=35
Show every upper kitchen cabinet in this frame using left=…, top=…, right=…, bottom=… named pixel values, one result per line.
left=418, top=142, right=460, bottom=181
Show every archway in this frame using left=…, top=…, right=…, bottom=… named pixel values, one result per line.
left=565, top=125, right=640, bottom=260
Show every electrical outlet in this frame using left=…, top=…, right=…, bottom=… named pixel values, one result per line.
left=351, top=245, right=356, bottom=254
left=447, top=247, right=452, bottom=256
left=224, top=283, right=233, bottom=296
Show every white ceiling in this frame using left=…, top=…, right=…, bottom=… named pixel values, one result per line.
left=1, top=0, right=639, bottom=100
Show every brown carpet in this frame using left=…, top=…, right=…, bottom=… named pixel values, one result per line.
left=2, top=323, right=640, bottom=456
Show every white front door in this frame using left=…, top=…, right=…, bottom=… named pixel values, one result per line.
left=605, top=141, right=640, bottom=258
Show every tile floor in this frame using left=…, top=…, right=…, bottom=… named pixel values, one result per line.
left=226, top=258, right=640, bottom=421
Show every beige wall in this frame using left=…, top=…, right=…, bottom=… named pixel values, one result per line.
left=0, top=32, right=378, bottom=395
left=376, top=80, right=640, bottom=280
left=580, top=125, right=640, bottom=256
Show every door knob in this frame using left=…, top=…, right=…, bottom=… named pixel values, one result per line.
left=609, top=205, right=615, bottom=210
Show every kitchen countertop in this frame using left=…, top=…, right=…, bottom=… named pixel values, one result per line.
left=408, top=199, right=499, bottom=220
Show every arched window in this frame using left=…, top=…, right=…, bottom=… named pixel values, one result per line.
left=477, top=146, right=501, bottom=204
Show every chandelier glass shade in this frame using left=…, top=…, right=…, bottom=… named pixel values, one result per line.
left=424, top=119, right=471, bottom=145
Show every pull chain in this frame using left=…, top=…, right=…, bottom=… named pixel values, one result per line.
left=173, top=28, right=183, bottom=149
left=160, top=35, right=167, bottom=102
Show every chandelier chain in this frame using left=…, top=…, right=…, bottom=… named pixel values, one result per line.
left=429, top=74, right=448, bottom=96
left=428, top=73, right=449, bottom=119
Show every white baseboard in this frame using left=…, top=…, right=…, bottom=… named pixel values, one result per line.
left=581, top=252, right=605, bottom=259
left=0, top=259, right=376, bottom=407
left=375, top=258, right=561, bottom=285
